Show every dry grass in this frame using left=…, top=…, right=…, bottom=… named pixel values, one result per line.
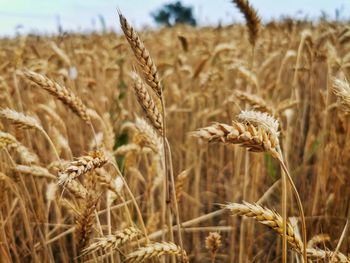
left=0, top=4, right=349, bottom=262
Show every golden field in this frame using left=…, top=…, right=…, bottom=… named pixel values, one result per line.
left=0, top=11, right=350, bottom=262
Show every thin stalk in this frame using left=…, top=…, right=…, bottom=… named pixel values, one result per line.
left=160, top=96, right=184, bottom=259
left=108, top=160, right=150, bottom=243
left=165, top=138, right=184, bottom=251
left=281, top=162, right=288, bottom=263
left=39, top=128, right=61, bottom=162
left=278, top=157, right=307, bottom=263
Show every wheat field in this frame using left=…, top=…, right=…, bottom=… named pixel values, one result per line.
left=0, top=2, right=350, bottom=262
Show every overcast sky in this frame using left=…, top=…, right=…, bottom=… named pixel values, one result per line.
left=0, top=0, right=348, bottom=36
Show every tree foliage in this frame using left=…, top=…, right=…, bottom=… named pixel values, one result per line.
left=151, top=1, right=197, bottom=27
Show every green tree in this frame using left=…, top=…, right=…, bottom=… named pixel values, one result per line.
left=151, top=1, right=197, bottom=27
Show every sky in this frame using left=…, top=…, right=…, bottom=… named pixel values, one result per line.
left=0, top=0, right=348, bottom=36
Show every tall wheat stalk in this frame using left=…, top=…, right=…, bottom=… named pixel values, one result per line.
left=118, top=11, right=184, bottom=259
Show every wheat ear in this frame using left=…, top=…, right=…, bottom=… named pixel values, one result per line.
left=0, top=131, right=39, bottom=163
left=119, top=11, right=184, bottom=255
left=119, top=12, right=162, bottom=97
left=307, top=248, right=350, bottom=262
left=13, top=165, right=56, bottom=179
left=194, top=110, right=307, bottom=262
left=232, top=0, right=260, bottom=47
left=332, top=77, right=350, bottom=112
left=234, top=90, right=274, bottom=114
left=0, top=108, right=60, bottom=161
left=125, top=242, right=185, bottom=263
left=22, top=70, right=91, bottom=123
left=75, top=193, right=99, bottom=253
left=227, top=202, right=350, bottom=262
left=80, top=227, right=142, bottom=256
left=0, top=108, right=42, bottom=130
left=226, top=202, right=303, bottom=251
left=193, top=121, right=280, bottom=159
left=132, top=73, right=163, bottom=134
left=58, top=150, right=107, bottom=185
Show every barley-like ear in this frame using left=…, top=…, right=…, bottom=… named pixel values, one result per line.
left=232, top=0, right=261, bottom=47
left=132, top=73, right=163, bottom=134
left=225, top=202, right=303, bottom=251
left=125, top=242, right=185, bottom=263
left=119, top=12, right=162, bottom=97
left=22, top=70, right=91, bottom=123
left=58, top=150, right=107, bottom=185
left=80, top=227, right=142, bottom=256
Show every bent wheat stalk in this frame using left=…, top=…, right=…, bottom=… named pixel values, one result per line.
left=119, top=12, right=184, bottom=257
